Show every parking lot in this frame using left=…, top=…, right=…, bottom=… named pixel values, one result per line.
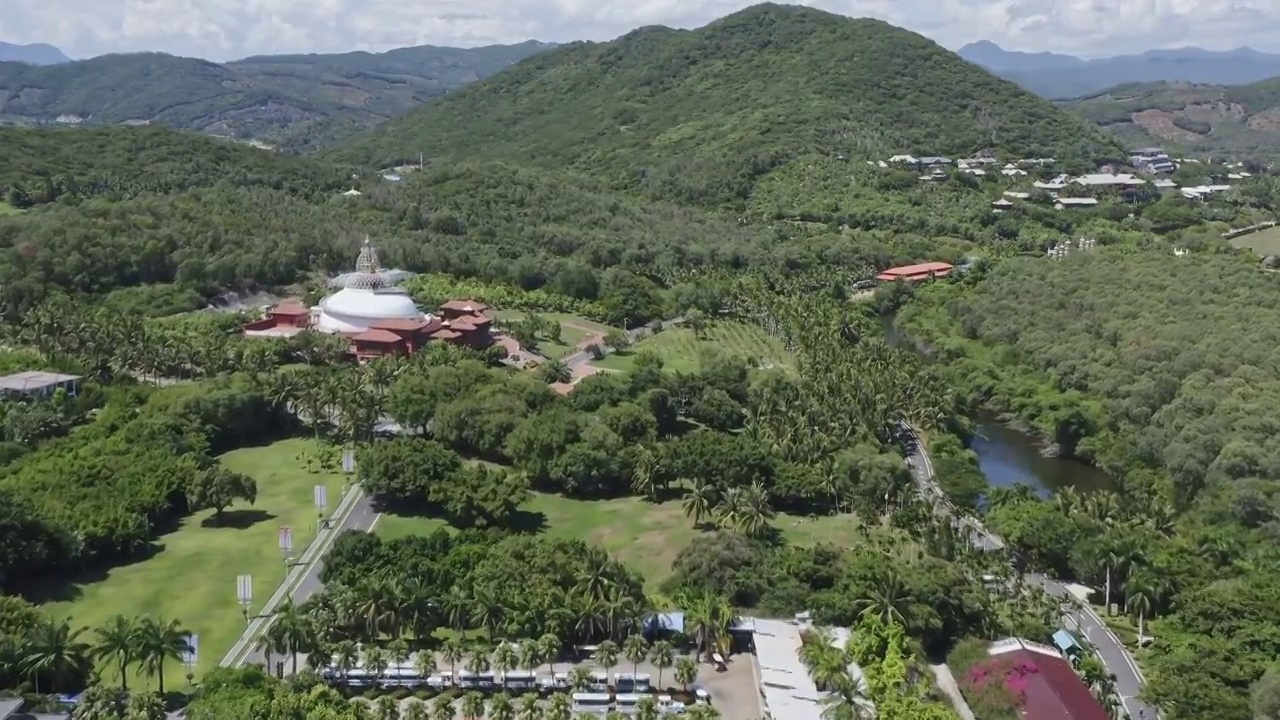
left=327, top=650, right=764, bottom=719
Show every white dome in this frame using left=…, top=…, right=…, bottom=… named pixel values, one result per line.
left=316, top=287, right=424, bottom=333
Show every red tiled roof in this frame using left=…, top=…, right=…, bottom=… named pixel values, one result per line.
left=440, top=299, right=489, bottom=313
left=968, top=650, right=1108, bottom=720
left=431, top=328, right=462, bottom=340
left=351, top=329, right=403, bottom=344
left=370, top=318, right=430, bottom=332
left=449, top=318, right=477, bottom=331
left=878, top=261, right=954, bottom=277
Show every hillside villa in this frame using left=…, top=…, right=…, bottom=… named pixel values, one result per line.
left=876, top=262, right=953, bottom=283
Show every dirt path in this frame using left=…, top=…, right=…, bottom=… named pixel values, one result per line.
left=929, top=664, right=977, bottom=720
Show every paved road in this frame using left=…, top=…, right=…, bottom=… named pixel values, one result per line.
left=901, top=424, right=1156, bottom=720
left=221, top=486, right=382, bottom=668
left=561, top=317, right=684, bottom=369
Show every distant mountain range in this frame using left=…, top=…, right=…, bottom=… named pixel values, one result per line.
left=959, top=40, right=1280, bottom=99
left=0, top=41, right=70, bottom=65
left=0, top=41, right=554, bottom=152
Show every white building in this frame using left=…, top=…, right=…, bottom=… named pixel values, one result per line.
left=315, top=240, right=434, bottom=334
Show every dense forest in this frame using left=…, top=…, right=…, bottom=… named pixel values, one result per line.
left=331, top=4, right=1124, bottom=207
left=0, top=42, right=549, bottom=152
left=898, top=249, right=1280, bottom=719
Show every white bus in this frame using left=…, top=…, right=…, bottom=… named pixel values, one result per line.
left=572, top=692, right=613, bottom=714
left=614, top=672, right=652, bottom=692
left=503, top=670, right=538, bottom=690
left=455, top=670, right=482, bottom=688
left=614, top=693, right=644, bottom=714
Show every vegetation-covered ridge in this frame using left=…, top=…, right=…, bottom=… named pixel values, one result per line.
left=1063, top=78, right=1280, bottom=160
left=0, top=42, right=551, bottom=152
left=332, top=3, right=1123, bottom=207
left=897, top=249, right=1280, bottom=720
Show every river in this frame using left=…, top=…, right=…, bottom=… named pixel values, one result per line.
left=881, top=316, right=1110, bottom=497
left=970, top=412, right=1112, bottom=497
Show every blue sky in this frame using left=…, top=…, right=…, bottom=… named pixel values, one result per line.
left=0, top=0, right=1274, bottom=61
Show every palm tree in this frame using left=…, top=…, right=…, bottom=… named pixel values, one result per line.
left=1124, top=573, right=1161, bottom=643
left=405, top=699, right=431, bottom=720
left=680, top=590, right=734, bottom=661
left=375, top=696, right=400, bottom=720
left=135, top=617, right=190, bottom=694
left=442, top=639, right=465, bottom=684
left=855, top=572, right=912, bottom=626
left=622, top=635, right=649, bottom=683
left=674, top=657, right=697, bottom=691
left=538, top=634, right=561, bottom=675
left=546, top=694, right=573, bottom=720
left=650, top=640, right=675, bottom=691
left=489, top=693, right=516, bottom=720
left=92, top=615, right=138, bottom=691
left=591, top=640, right=619, bottom=682
left=364, top=645, right=389, bottom=690
left=419, top=648, right=445, bottom=676
left=568, top=665, right=592, bottom=692
left=125, top=691, right=167, bottom=720
left=432, top=694, right=457, bottom=720
left=736, top=482, right=775, bottom=538
left=636, top=697, right=660, bottom=720
left=461, top=691, right=487, bottom=720
left=631, top=447, right=660, bottom=501
left=517, top=693, right=543, bottom=720
left=682, top=478, right=717, bottom=528
left=23, top=618, right=92, bottom=693
left=335, top=640, right=360, bottom=687
left=465, top=645, right=491, bottom=675
left=269, top=600, right=314, bottom=675
left=492, top=642, right=518, bottom=690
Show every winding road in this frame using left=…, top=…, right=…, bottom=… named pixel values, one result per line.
left=901, top=425, right=1157, bottom=720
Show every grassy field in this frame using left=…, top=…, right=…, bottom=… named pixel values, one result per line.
left=594, top=321, right=792, bottom=374
left=39, top=438, right=344, bottom=684
left=376, top=491, right=886, bottom=590
left=0, top=201, right=23, bottom=216
left=1229, top=225, right=1280, bottom=255
left=494, top=310, right=619, bottom=359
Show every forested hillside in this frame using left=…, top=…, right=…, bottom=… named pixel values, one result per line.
left=333, top=4, right=1123, bottom=206
left=1064, top=78, right=1280, bottom=160
left=899, top=250, right=1280, bottom=718
left=0, top=126, right=350, bottom=205
left=0, top=41, right=550, bottom=152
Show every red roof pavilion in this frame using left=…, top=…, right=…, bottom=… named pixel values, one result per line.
left=969, top=646, right=1109, bottom=720
left=875, top=261, right=953, bottom=283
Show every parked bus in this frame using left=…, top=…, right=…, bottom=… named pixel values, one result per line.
left=502, top=670, right=538, bottom=690
left=571, top=693, right=612, bottom=714
left=614, top=672, right=651, bottom=692
left=615, top=693, right=644, bottom=714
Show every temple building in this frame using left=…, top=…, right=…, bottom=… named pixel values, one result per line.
left=243, top=239, right=494, bottom=360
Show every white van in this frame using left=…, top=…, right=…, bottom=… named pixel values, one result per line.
left=614, top=694, right=643, bottom=714
left=657, top=695, right=686, bottom=715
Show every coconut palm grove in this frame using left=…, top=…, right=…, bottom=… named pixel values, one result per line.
left=4, top=5, right=1280, bottom=720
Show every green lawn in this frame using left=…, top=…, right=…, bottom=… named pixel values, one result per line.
left=39, top=438, right=345, bottom=684
left=494, top=310, right=619, bottom=360
left=0, top=201, right=23, bottom=216
left=1229, top=225, right=1280, bottom=255
left=377, top=491, right=883, bottom=590
left=594, top=321, right=792, bottom=374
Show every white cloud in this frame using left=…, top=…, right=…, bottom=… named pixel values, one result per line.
left=0, top=0, right=1277, bottom=61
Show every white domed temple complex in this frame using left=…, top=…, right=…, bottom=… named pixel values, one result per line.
left=243, top=239, right=494, bottom=361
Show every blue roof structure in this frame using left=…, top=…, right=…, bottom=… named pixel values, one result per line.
left=1052, top=629, right=1080, bottom=653
left=643, top=612, right=684, bottom=634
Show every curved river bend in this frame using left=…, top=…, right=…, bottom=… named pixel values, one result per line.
left=881, top=316, right=1108, bottom=496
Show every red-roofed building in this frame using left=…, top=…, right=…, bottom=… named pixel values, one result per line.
left=875, top=261, right=954, bottom=283
left=243, top=297, right=313, bottom=338
left=966, top=639, right=1109, bottom=720
left=439, top=300, right=490, bottom=320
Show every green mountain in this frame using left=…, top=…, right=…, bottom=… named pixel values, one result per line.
left=1063, top=78, right=1280, bottom=159
left=332, top=4, right=1122, bottom=206
left=0, top=41, right=552, bottom=152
